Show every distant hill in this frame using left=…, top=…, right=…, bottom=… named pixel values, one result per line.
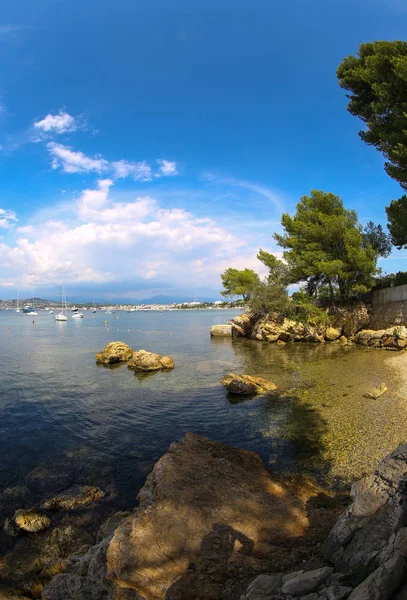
left=1, top=294, right=221, bottom=307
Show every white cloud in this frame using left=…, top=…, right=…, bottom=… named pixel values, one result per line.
left=0, top=208, right=17, bottom=229
left=34, top=111, right=78, bottom=134
left=0, top=180, right=252, bottom=290
left=112, top=160, right=152, bottom=181
left=47, top=142, right=109, bottom=174
left=156, top=159, right=178, bottom=177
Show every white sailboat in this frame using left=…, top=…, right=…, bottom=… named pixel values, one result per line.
left=55, top=285, right=68, bottom=321
left=72, top=312, right=83, bottom=319
left=15, top=293, right=20, bottom=313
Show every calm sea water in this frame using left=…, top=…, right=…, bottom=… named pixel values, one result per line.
left=1, top=309, right=406, bottom=506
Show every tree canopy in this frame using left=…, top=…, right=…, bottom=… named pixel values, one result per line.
left=274, top=190, right=379, bottom=302
left=256, top=248, right=289, bottom=285
left=362, top=221, right=392, bottom=257
left=386, top=195, right=407, bottom=249
left=337, top=41, right=407, bottom=190
left=220, top=268, right=260, bottom=301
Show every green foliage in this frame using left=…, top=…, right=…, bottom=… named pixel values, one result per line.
left=220, top=268, right=260, bottom=301
left=337, top=41, right=407, bottom=189
left=257, top=248, right=290, bottom=285
left=386, top=195, right=407, bottom=249
left=274, top=190, right=379, bottom=302
left=362, top=221, right=392, bottom=257
left=290, top=290, right=332, bottom=326
left=247, top=280, right=290, bottom=316
left=374, top=270, right=407, bottom=289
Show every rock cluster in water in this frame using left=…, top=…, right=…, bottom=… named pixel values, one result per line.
left=221, top=373, right=277, bottom=395
left=38, top=435, right=407, bottom=600
left=96, top=342, right=175, bottom=371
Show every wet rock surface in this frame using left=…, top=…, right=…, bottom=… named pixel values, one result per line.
left=13, top=508, right=51, bottom=533
left=127, top=350, right=175, bottom=372
left=96, top=342, right=135, bottom=365
left=43, top=486, right=105, bottom=511
left=210, top=324, right=233, bottom=337
left=221, top=373, right=277, bottom=395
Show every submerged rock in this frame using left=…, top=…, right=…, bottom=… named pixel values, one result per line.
left=106, top=433, right=311, bottom=600
left=127, top=350, right=174, bottom=371
left=210, top=324, right=233, bottom=337
left=221, top=373, right=277, bottom=395
left=13, top=508, right=51, bottom=533
left=42, top=486, right=105, bottom=511
left=96, top=342, right=134, bottom=365
left=363, top=383, right=388, bottom=399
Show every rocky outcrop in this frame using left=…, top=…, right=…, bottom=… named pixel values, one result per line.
left=106, top=433, right=315, bottom=600
left=231, top=313, right=253, bottom=337
left=249, top=313, right=327, bottom=344
left=331, top=304, right=370, bottom=338
left=353, top=326, right=407, bottom=350
left=42, top=486, right=105, bottom=511
left=127, top=350, right=174, bottom=371
left=96, top=343, right=175, bottom=371
left=230, top=307, right=407, bottom=351
left=40, top=437, right=407, bottom=600
left=323, top=442, right=407, bottom=594
left=221, top=373, right=277, bottom=395
left=96, top=342, right=134, bottom=365
left=210, top=324, right=233, bottom=337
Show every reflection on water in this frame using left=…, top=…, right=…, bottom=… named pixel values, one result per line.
left=0, top=309, right=406, bottom=508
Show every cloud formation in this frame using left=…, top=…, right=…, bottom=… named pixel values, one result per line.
left=46, top=142, right=175, bottom=182
left=156, top=159, right=178, bottom=177
left=0, top=208, right=17, bottom=229
left=0, top=179, right=257, bottom=295
left=48, top=142, right=108, bottom=173
left=34, top=111, right=78, bottom=134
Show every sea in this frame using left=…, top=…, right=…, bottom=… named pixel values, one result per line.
left=1, top=308, right=407, bottom=506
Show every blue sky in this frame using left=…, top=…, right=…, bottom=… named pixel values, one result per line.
left=0, top=0, right=406, bottom=301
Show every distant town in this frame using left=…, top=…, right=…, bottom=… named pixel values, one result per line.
left=0, top=298, right=245, bottom=312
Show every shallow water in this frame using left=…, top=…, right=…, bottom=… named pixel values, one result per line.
left=1, top=309, right=406, bottom=504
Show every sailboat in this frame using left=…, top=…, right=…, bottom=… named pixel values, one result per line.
left=15, top=293, right=20, bottom=313
left=92, top=298, right=97, bottom=313
left=55, top=285, right=68, bottom=321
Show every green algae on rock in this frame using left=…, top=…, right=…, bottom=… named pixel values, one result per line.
left=221, top=373, right=277, bottom=395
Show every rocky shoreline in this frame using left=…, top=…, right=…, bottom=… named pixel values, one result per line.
left=211, top=304, right=407, bottom=351
left=26, top=434, right=407, bottom=600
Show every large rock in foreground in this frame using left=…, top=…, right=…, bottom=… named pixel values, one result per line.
left=96, top=342, right=134, bottom=365
left=127, top=350, right=174, bottom=371
left=106, top=433, right=311, bottom=600
left=221, top=373, right=277, bottom=395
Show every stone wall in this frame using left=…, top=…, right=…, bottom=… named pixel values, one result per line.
left=370, top=284, right=407, bottom=329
